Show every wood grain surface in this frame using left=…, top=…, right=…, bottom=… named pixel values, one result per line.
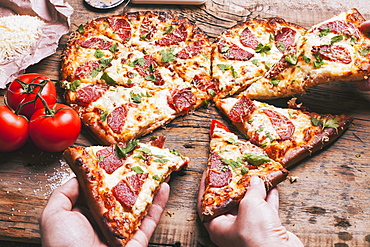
left=1, top=0, right=370, bottom=246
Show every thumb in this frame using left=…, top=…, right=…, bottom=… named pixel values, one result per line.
left=245, top=176, right=267, bottom=201
left=236, top=176, right=267, bottom=220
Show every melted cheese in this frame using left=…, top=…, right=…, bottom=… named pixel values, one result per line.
left=86, top=142, right=187, bottom=216
left=0, top=15, right=44, bottom=64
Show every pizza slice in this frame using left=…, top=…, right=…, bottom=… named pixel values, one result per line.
left=64, top=82, right=207, bottom=145
left=63, top=136, right=189, bottom=247
left=211, top=17, right=306, bottom=99
left=242, top=8, right=370, bottom=99
left=200, top=119, right=289, bottom=222
left=215, top=96, right=353, bottom=168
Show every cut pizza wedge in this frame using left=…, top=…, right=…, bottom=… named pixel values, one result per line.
left=242, top=8, right=370, bottom=99
left=215, top=96, right=353, bottom=168
left=211, top=17, right=306, bottom=99
left=61, top=11, right=214, bottom=145
left=63, top=136, right=189, bottom=247
left=200, top=119, right=289, bottom=222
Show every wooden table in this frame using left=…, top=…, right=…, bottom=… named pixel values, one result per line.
left=1, top=0, right=370, bottom=246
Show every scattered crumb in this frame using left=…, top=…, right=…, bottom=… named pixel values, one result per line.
left=288, top=176, right=299, bottom=183
left=187, top=217, right=195, bottom=221
left=166, top=211, right=174, bottom=217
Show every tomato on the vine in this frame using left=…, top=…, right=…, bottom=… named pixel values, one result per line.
left=6, top=73, right=57, bottom=119
left=0, top=105, right=29, bottom=152
left=29, top=103, right=81, bottom=152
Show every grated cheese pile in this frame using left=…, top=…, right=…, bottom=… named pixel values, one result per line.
left=0, top=15, right=45, bottom=64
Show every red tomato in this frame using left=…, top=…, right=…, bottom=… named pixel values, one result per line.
left=29, top=104, right=81, bottom=152
left=6, top=73, right=57, bottom=119
left=0, top=105, right=29, bottom=152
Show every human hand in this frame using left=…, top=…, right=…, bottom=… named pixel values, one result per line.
left=198, top=175, right=304, bottom=247
left=355, top=20, right=370, bottom=91
left=39, top=177, right=170, bottom=247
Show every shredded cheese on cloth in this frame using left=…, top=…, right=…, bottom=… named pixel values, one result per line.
left=0, top=15, right=45, bottom=65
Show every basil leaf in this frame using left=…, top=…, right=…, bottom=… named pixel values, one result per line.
left=221, top=158, right=242, bottom=168
left=330, top=35, right=344, bottom=45
left=68, top=80, right=81, bottom=91
left=359, top=48, right=370, bottom=56
left=145, top=74, right=157, bottom=82
left=302, top=54, right=311, bottom=63
left=78, top=24, right=85, bottom=34
left=101, top=72, right=116, bottom=86
left=170, top=149, right=185, bottom=159
left=271, top=78, right=281, bottom=85
left=128, top=58, right=146, bottom=67
left=100, top=111, right=109, bottom=122
left=163, top=25, right=174, bottom=35
left=285, top=54, right=298, bottom=65
left=153, top=158, right=169, bottom=163
left=109, top=43, right=118, bottom=53
left=319, top=26, right=330, bottom=37
left=131, top=166, right=144, bottom=174
left=138, top=147, right=152, bottom=155
left=161, top=48, right=177, bottom=63
left=255, top=43, right=272, bottom=55
left=243, top=153, right=271, bottom=166
left=130, top=91, right=142, bottom=103
left=322, top=118, right=339, bottom=129
left=310, top=116, right=321, bottom=126
left=94, top=49, right=104, bottom=58
left=227, top=138, right=238, bottom=145
left=115, top=139, right=139, bottom=158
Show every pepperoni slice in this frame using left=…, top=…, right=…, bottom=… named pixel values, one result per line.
left=311, top=45, right=351, bottom=64
left=134, top=55, right=165, bottom=86
left=168, top=87, right=196, bottom=113
left=149, top=136, right=166, bottom=148
left=317, top=20, right=360, bottom=39
left=208, top=152, right=231, bottom=187
left=107, top=17, right=131, bottom=42
left=228, top=96, right=256, bottom=122
left=74, top=60, right=100, bottom=80
left=113, top=173, right=148, bottom=208
left=265, top=56, right=291, bottom=79
left=274, top=27, right=297, bottom=53
left=219, top=42, right=254, bottom=61
left=240, top=27, right=259, bottom=49
left=76, top=83, right=109, bottom=105
left=191, top=74, right=218, bottom=92
left=155, top=23, right=187, bottom=46
left=80, top=37, right=113, bottom=50
left=140, top=16, right=156, bottom=41
left=177, top=40, right=205, bottom=59
left=127, top=173, right=149, bottom=193
left=107, top=105, right=129, bottom=134
left=210, top=119, right=231, bottom=137
left=264, top=109, right=295, bottom=141
left=97, top=145, right=125, bottom=174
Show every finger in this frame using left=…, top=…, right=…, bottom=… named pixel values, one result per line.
left=204, top=214, right=236, bottom=245
left=245, top=176, right=267, bottom=200
left=127, top=182, right=170, bottom=247
left=237, top=176, right=266, bottom=217
left=265, top=187, right=279, bottom=214
left=360, top=20, right=370, bottom=37
left=43, top=177, right=80, bottom=213
left=354, top=80, right=370, bottom=91
left=196, top=171, right=207, bottom=217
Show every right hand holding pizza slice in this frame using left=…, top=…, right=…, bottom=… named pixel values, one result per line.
left=197, top=175, right=304, bottom=247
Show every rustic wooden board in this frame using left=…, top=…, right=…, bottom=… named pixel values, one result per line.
left=1, top=0, right=370, bottom=246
